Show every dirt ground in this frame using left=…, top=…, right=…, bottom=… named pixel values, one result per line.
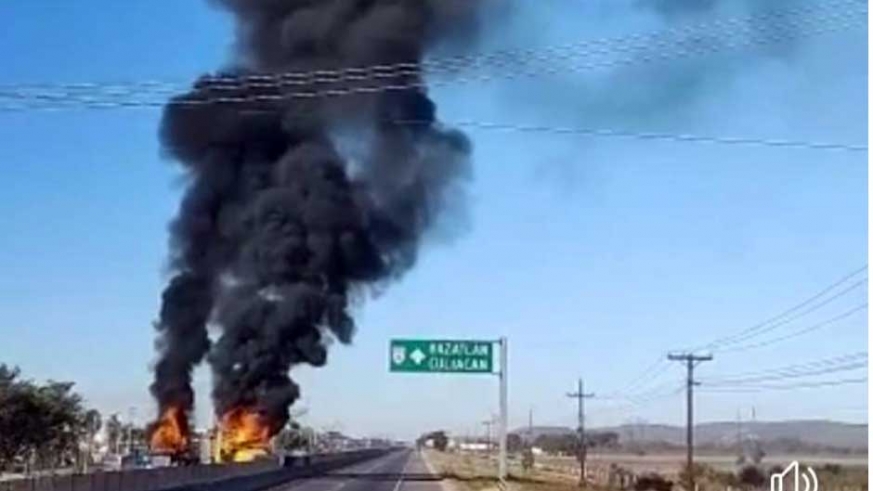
left=542, top=452, right=868, bottom=476
left=423, top=450, right=606, bottom=491
left=423, top=449, right=868, bottom=491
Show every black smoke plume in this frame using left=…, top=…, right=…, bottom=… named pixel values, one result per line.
left=150, top=0, right=480, bottom=435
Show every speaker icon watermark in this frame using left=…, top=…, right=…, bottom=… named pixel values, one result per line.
left=771, top=461, right=818, bottom=491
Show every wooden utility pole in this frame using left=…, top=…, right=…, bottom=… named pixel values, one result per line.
left=482, top=418, right=493, bottom=452
left=567, top=378, right=594, bottom=486
left=523, top=406, right=535, bottom=472
left=528, top=407, right=533, bottom=443
left=667, top=353, right=713, bottom=491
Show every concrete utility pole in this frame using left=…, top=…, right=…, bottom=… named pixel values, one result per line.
left=567, top=378, right=594, bottom=486
left=667, top=353, right=713, bottom=491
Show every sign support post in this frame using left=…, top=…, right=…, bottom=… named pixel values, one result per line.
left=497, top=337, right=508, bottom=486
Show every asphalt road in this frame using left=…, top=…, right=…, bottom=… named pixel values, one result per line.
left=269, top=449, right=443, bottom=491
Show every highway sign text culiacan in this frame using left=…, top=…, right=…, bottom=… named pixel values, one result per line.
left=389, top=339, right=494, bottom=373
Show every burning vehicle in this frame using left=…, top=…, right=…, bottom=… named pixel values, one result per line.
left=214, top=408, right=272, bottom=463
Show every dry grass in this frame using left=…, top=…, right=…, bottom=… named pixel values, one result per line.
left=811, top=464, right=868, bottom=491
left=424, top=451, right=605, bottom=491
left=424, top=451, right=870, bottom=491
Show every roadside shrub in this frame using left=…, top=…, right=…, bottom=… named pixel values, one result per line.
left=737, top=465, right=766, bottom=488
left=635, top=473, right=673, bottom=491
left=677, top=463, right=710, bottom=489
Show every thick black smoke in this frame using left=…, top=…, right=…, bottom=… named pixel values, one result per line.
left=150, top=0, right=479, bottom=434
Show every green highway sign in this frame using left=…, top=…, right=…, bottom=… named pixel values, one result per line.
left=389, top=339, right=494, bottom=373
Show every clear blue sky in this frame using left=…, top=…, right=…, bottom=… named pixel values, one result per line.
left=0, top=0, right=866, bottom=440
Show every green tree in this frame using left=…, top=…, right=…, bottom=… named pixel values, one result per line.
left=0, top=365, right=90, bottom=472
left=0, top=365, right=27, bottom=468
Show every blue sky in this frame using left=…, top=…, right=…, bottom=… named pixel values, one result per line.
left=0, top=1, right=867, bottom=440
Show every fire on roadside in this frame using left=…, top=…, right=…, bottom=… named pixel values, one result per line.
left=149, top=405, right=190, bottom=455
left=218, top=407, right=272, bottom=462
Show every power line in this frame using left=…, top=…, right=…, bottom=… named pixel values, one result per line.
left=427, top=119, right=868, bottom=153
left=613, top=357, right=670, bottom=396
left=0, top=102, right=863, bottom=153
left=598, top=376, right=686, bottom=406
left=702, top=357, right=867, bottom=386
left=6, top=14, right=864, bottom=109
left=708, top=276, right=868, bottom=349
left=1, top=0, right=863, bottom=96
left=627, top=381, right=687, bottom=405
left=614, top=362, right=677, bottom=401
left=705, top=363, right=867, bottom=385
left=703, top=264, right=867, bottom=349
left=716, top=303, right=868, bottom=354
left=699, top=377, right=867, bottom=393
left=691, top=266, right=868, bottom=352
left=703, top=352, right=868, bottom=384
left=587, top=385, right=683, bottom=420
left=603, top=273, right=868, bottom=402
left=1, top=6, right=865, bottom=111
left=722, top=351, right=867, bottom=372
left=0, top=32, right=864, bottom=152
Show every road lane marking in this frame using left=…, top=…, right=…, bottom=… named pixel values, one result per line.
left=391, top=451, right=411, bottom=491
left=420, top=450, right=460, bottom=491
left=277, top=452, right=403, bottom=491
left=321, top=451, right=407, bottom=491
left=323, top=456, right=391, bottom=491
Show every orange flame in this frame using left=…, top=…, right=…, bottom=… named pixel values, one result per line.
left=219, top=407, right=272, bottom=462
left=150, top=406, right=189, bottom=455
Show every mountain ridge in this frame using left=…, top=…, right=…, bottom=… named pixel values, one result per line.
left=511, top=420, right=867, bottom=449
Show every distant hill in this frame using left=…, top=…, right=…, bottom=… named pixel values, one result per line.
left=512, top=420, right=867, bottom=450
left=513, top=426, right=576, bottom=440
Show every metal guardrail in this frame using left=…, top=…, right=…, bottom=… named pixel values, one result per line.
left=172, top=449, right=396, bottom=491
left=0, top=448, right=396, bottom=491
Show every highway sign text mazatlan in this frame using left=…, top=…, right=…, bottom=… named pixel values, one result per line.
left=389, top=339, right=494, bottom=373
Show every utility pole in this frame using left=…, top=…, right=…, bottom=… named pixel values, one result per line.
left=127, top=406, right=136, bottom=456
left=736, top=409, right=743, bottom=461
left=482, top=418, right=494, bottom=453
left=522, top=406, right=535, bottom=472
left=528, top=407, right=534, bottom=445
left=567, top=378, right=594, bottom=486
left=667, top=353, right=712, bottom=491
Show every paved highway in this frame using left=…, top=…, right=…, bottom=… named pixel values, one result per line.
left=269, top=449, right=442, bottom=491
